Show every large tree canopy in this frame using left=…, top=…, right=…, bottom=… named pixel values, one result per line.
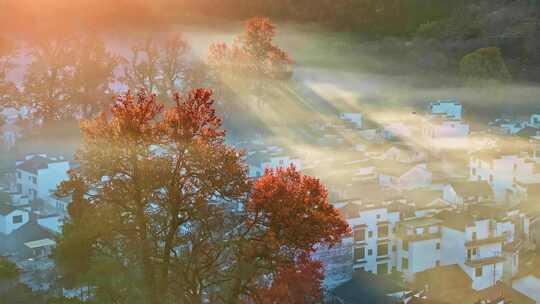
left=459, top=47, right=511, bottom=85
left=54, top=88, right=349, bottom=304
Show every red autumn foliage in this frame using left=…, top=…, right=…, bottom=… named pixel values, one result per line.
left=208, top=17, right=292, bottom=79
left=58, top=87, right=350, bottom=303
left=161, top=88, right=225, bottom=143
left=249, top=255, right=324, bottom=304
left=248, top=165, right=350, bottom=253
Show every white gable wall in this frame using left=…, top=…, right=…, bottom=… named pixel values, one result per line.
left=39, top=162, right=70, bottom=204
left=431, top=101, right=463, bottom=120
left=0, top=209, right=29, bottom=235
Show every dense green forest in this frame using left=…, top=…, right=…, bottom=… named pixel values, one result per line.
left=1, top=0, right=535, bottom=35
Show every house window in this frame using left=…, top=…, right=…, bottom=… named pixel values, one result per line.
left=376, top=214, right=381, bottom=220
left=402, top=240, right=409, bottom=251
left=377, top=263, right=388, bottom=274
left=475, top=267, right=483, bottom=277
left=392, top=244, right=397, bottom=252
left=472, top=232, right=477, bottom=240
left=12, top=215, right=23, bottom=224
left=368, top=249, right=373, bottom=256
left=17, top=184, right=22, bottom=193
left=368, top=231, right=373, bottom=238
left=354, top=247, right=365, bottom=261
left=32, top=176, right=37, bottom=184
left=17, top=171, right=21, bottom=179
left=378, top=225, right=389, bottom=238
left=436, top=243, right=441, bottom=250
left=467, top=247, right=478, bottom=260
left=354, top=229, right=365, bottom=242
left=436, top=260, right=440, bottom=267
left=402, top=257, right=409, bottom=270
left=377, top=243, right=388, bottom=256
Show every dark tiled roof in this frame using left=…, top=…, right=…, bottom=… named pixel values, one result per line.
left=516, top=126, right=539, bottom=138
left=332, top=270, right=403, bottom=304
left=415, top=266, right=533, bottom=304
left=0, top=204, right=17, bottom=216
left=414, top=265, right=471, bottom=292
left=16, top=156, right=50, bottom=174
left=341, top=182, right=402, bottom=204
left=477, top=282, right=534, bottom=304
left=405, top=189, right=443, bottom=208
left=0, top=222, right=56, bottom=256
left=376, top=161, right=421, bottom=177
left=436, top=211, right=475, bottom=231
left=467, top=204, right=506, bottom=220
left=451, top=181, right=492, bottom=198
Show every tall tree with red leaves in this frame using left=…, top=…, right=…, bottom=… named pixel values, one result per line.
left=54, top=88, right=348, bottom=304
left=208, top=17, right=292, bottom=107
left=208, top=17, right=292, bottom=80
left=247, top=255, right=324, bottom=304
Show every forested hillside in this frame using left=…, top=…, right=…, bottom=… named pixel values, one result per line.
left=2, top=0, right=540, bottom=81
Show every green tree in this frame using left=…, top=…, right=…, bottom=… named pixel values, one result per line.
left=459, top=47, right=511, bottom=85
left=0, top=257, right=18, bottom=280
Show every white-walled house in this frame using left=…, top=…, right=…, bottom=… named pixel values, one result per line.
left=314, top=200, right=403, bottom=289
left=430, top=100, right=463, bottom=121
left=392, top=207, right=528, bottom=289
left=0, top=205, right=30, bottom=235
left=48, top=195, right=71, bottom=215
left=247, top=152, right=302, bottom=178
left=395, top=217, right=443, bottom=281
left=442, top=181, right=494, bottom=205
left=470, top=151, right=540, bottom=203
left=15, top=154, right=70, bottom=204
left=378, top=162, right=432, bottom=190
left=37, top=214, right=64, bottom=234
left=439, top=213, right=506, bottom=291
left=377, top=145, right=427, bottom=164
left=318, top=198, right=529, bottom=293
left=423, top=120, right=470, bottom=138
left=347, top=204, right=401, bottom=275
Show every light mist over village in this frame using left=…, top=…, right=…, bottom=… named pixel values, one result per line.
left=1, top=1, right=540, bottom=304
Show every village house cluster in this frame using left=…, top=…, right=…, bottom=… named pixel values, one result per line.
left=1, top=100, right=540, bottom=303
left=240, top=100, right=540, bottom=303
